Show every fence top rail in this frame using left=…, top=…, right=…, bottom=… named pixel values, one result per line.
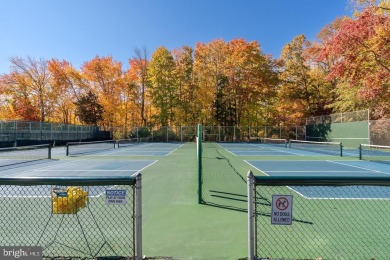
left=253, top=175, right=390, bottom=186
left=0, top=175, right=139, bottom=186
left=66, top=140, right=116, bottom=146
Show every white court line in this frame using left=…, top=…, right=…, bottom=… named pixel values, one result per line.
left=2, top=159, right=87, bottom=177
left=31, top=170, right=139, bottom=172
left=235, top=144, right=305, bottom=156
left=218, top=143, right=302, bottom=156
left=248, top=144, right=305, bottom=156
left=165, top=143, right=185, bottom=156
left=246, top=160, right=390, bottom=200
left=1, top=160, right=158, bottom=198
left=131, top=160, right=158, bottom=177
left=264, top=170, right=371, bottom=173
left=3, top=158, right=157, bottom=177
left=327, top=160, right=390, bottom=175
left=94, top=160, right=158, bottom=197
left=216, top=143, right=237, bottom=156
left=83, top=143, right=182, bottom=156
left=244, top=160, right=269, bottom=176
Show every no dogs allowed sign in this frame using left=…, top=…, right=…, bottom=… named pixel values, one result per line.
left=271, top=195, right=293, bottom=225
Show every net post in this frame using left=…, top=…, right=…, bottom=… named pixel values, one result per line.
left=135, top=173, right=142, bottom=260
left=359, top=144, right=362, bottom=160
left=66, top=143, right=69, bottom=156
left=247, top=170, right=255, bottom=260
left=340, top=143, right=343, bottom=157
left=48, top=145, right=52, bottom=159
left=197, top=124, right=202, bottom=204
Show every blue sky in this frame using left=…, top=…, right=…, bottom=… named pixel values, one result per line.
left=0, top=0, right=352, bottom=74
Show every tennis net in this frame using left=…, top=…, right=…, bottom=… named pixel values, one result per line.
left=139, top=137, right=152, bottom=143
left=289, top=140, right=343, bottom=156
left=261, top=138, right=287, bottom=148
left=66, top=140, right=116, bottom=156
left=116, top=138, right=139, bottom=148
left=359, top=144, right=390, bottom=163
left=0, top=144, right=52, bottom=167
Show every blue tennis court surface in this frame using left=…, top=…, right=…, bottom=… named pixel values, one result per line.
left=247, top=160, right=390, bottom=199
left=109, top=142, right=183, bottom=156
left=218, top=143, right=303, bottom=156
left=0, top=142, right=177, bottom=198
left=217, top=142, right=357, bottom=157
left=1, top=159, right=156, bottom=178
left=58, top=142, right=184, bottom=157
left=0, top=159, right=156, bottom=197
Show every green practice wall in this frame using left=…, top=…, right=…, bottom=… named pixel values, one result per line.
left=306, top=121, right=369, bottom=148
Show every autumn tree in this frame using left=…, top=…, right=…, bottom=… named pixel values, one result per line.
left=120, top=71, right=139, bottom=135
left=172, top=46, right=198, bottom=125
left=350, top=0, right=390, bottom=12
left=193, top=38, right=279, bottom=126
left=82, top=56, right=124, bottom=129
left=48, top=59, right=87, bottom=123
left=319, top=7, right=390, bottom=118
left=214, top=75, right=235, bottom=126
left=193, top=39, right=228, bottom=124
left=0, top=57, right=53, bottom=121
left=147, top=46, right=177, bottom=126
left=277, top=35, right=335, bottom=125
left=128, top=47, right=149, bottom=126
left=0, top=72, right=40, bottom=120
left=74, top=90, right=104, bottom=125
left=225, top=38, right=279, bottom=126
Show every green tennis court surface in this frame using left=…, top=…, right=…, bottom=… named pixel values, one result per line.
left=0, top=142, right=249, bottom=259
left=3, top=140, right=390, bottom=258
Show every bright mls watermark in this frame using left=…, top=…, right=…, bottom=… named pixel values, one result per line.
left=0, top=247, right=42, bottom=260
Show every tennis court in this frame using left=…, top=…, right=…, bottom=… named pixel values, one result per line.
left=0, top=142, right=178, bottom=197
left=61, top=141, right=184, bottom=157
left=197, top=133, right=390, bottom=259
left=4, top=137, right=390, bottom=259
left=218, top=142, right=302, bottom=156
left=0, top=142, right=163, bottom=259
left=218, top=141, right=352, bottom=157
left=246, top=159, right=390, bottom=199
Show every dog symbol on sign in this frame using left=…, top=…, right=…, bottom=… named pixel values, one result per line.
left=276, top=197, right=289, bottom=210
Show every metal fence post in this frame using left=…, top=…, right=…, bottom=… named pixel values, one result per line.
left=135, top=173, right=142, bottom=260
left=368, top=109, right=371, bottom=144
left=197, top=124, right=202, bottom=204
left=14, top=121, right=17, bottom=147
left=248, top=170, right=255, bottom=260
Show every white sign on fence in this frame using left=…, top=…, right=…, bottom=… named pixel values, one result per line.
left=271, top=195, right=293, bottom=225
left=105, top=190, right=127, bottom=205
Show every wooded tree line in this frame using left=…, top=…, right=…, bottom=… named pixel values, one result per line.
left=0, top=2, right=389, bottom=130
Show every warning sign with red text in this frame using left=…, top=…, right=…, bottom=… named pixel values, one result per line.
left=271, top=195, right=293, bottom=225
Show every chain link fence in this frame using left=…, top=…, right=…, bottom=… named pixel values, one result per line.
left=113, top=126, right=197, bottom=142
left=0, top=175, right=142, bottom=259
left=0, top=121, right=101, bottom=147
left=248, top=173, right=390, bottom=259
left=201, top=125, right=305, bottom=142
left=113, top=125, right=305, bottom=143
left=370, top=119, right=390, bottom=146
left=306, top=110, right=369, bottom=125
left=304, top=110, right=390, bottom=147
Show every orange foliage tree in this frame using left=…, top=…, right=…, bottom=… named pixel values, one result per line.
left=81, top=56, right=124, bottom=129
